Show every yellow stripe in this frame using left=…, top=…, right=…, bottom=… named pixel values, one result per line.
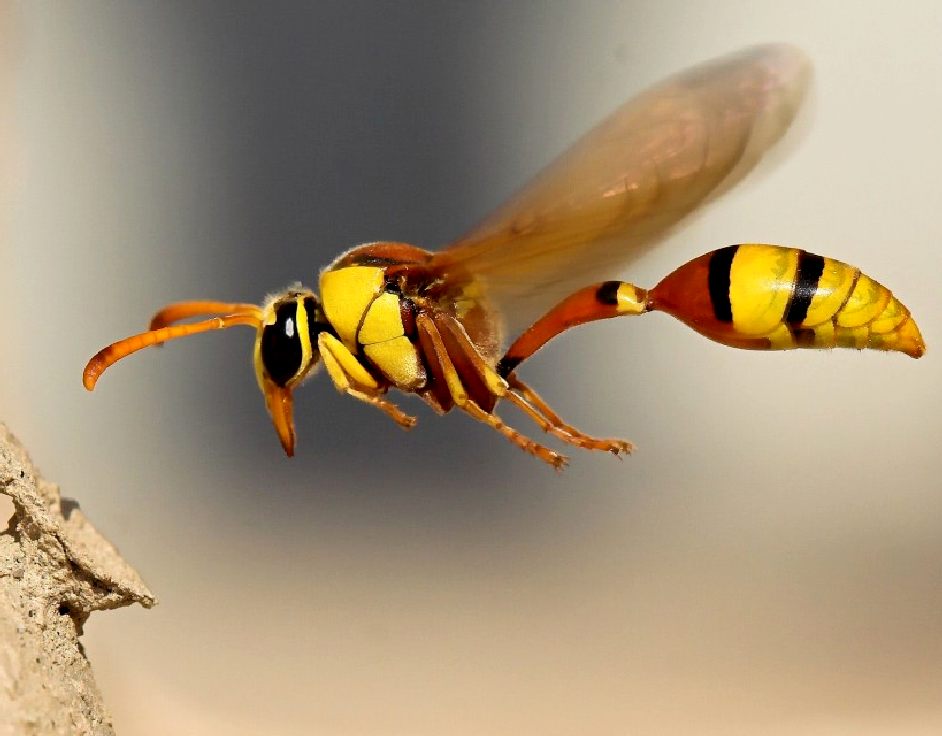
left=319, top=344, right=351, bottom=391
left=729, top=245, right=798, bottom=335
left=359, top=292, right=405, bottom=345
left=253, top=338, right=266, bottom=394
left=767, top=324, right=796, bottom=349
left=869, top=296, right=908, bottom=334
left=803, top=258, right=857, bottom=327
left=811, top=321, right=835, bottom=349
left=294, top=297, right=313, bottom=376
left=481, top=364, right=508, bottom=397
left=615, top=283, right=647, bottom=315
left=867, top=332, right=898, bottom=351
left=836, top=274, right=891, bottom=328
left=835, top=325, right=870, bottom=350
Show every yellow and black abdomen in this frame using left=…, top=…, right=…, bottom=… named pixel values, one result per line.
left=650, top=244, right=924, bottom=357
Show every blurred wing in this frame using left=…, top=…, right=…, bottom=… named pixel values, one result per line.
left=432, top=44, right=812, bottom=322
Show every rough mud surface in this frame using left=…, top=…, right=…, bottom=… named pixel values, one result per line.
left=0, top=424, right=155, bottom=735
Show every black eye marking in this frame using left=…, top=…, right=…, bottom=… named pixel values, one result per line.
left=303, top=295, right=333, bottom=342
left=261, top=301, right=303, bottom=386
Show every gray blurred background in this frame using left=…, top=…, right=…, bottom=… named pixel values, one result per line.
left=6, top=2, right=942, bottom=734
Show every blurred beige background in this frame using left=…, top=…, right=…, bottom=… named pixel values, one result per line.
left=6, top=1, right=942, bottom=734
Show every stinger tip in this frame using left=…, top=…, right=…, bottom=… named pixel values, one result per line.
left=898, top=317, right=926, bottom=359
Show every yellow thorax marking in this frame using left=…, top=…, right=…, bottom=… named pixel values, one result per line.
left=320, top=266, right=385, bottom=348
left=359, top=292, right=405, bottom=345
left=364, top=337, right=424, bottom=389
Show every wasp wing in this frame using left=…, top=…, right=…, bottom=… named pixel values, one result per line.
left=431, top=44, right=811, bottom=327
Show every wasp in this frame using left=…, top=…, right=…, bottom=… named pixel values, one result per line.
left=83, top=45, right=924, bottom=468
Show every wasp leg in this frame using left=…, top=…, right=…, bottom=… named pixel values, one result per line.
left=317, top=332, right=417, bottom=429
left=344, top=387, right=417, bottom=429
left=430, top=312, right=509, bottom=409
left=504, top=375, right=633, bottom=456
left=431, top=312, right=630, bottom=458
left=461, top=400, right=568, bottom=471
left=415, top=312, right=568, bottom=470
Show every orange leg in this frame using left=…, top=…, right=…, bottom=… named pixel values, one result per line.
left=462, top=400, right=568, bottom=471
left=347, top=387, right=417, bottom=429
left=415, top=312, right=568, bottom=469
left=316, top=332, right=417, bottom=429
left=430, top=311, right=630, bottom=457
left=430, top=312, right=509, bottom=407
left=504, top=376, right=633, bottom=456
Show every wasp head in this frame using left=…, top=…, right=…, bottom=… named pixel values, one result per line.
left=254, top=288, right=328, bottom=456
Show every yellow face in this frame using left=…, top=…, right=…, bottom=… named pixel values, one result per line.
left=253, top=289, right=325, bottom=456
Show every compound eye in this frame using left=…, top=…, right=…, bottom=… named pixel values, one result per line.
left=261, top=301, right=303, bottom=387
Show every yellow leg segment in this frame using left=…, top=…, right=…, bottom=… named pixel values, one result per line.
left=318, top=332, right=417, bottom=429
left=416, top=313, right=568, bottom=470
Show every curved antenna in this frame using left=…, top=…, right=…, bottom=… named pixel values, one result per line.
left=83, top=308, right=263, bottom=391
left=149, top=301, right=262, bottom=331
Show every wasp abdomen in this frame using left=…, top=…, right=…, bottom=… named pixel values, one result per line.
left=650, top=244, right=924, bottom=357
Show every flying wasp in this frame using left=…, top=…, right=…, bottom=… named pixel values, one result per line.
left=83, top=45, right=924, bottom=468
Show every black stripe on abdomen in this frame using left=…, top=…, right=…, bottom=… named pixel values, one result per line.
left=595, top=281, right=622, bottom=306
left=785, top=250, right=825, bottom=325
left=708, top=245, right=739, bottom=322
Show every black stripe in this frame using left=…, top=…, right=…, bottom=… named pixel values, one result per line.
left=708, top=245, right=738, bottom=322
left=596, top=281, right=622, bottom=306
left=785, top=251, right=825, bottom=325
left=304, top=295, right=336, bottom=341
left=496, top=355, right=522, bottom=378
left=791, top=327, right=817, bottom=347
left=261, top=300, right=304, bottom=387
